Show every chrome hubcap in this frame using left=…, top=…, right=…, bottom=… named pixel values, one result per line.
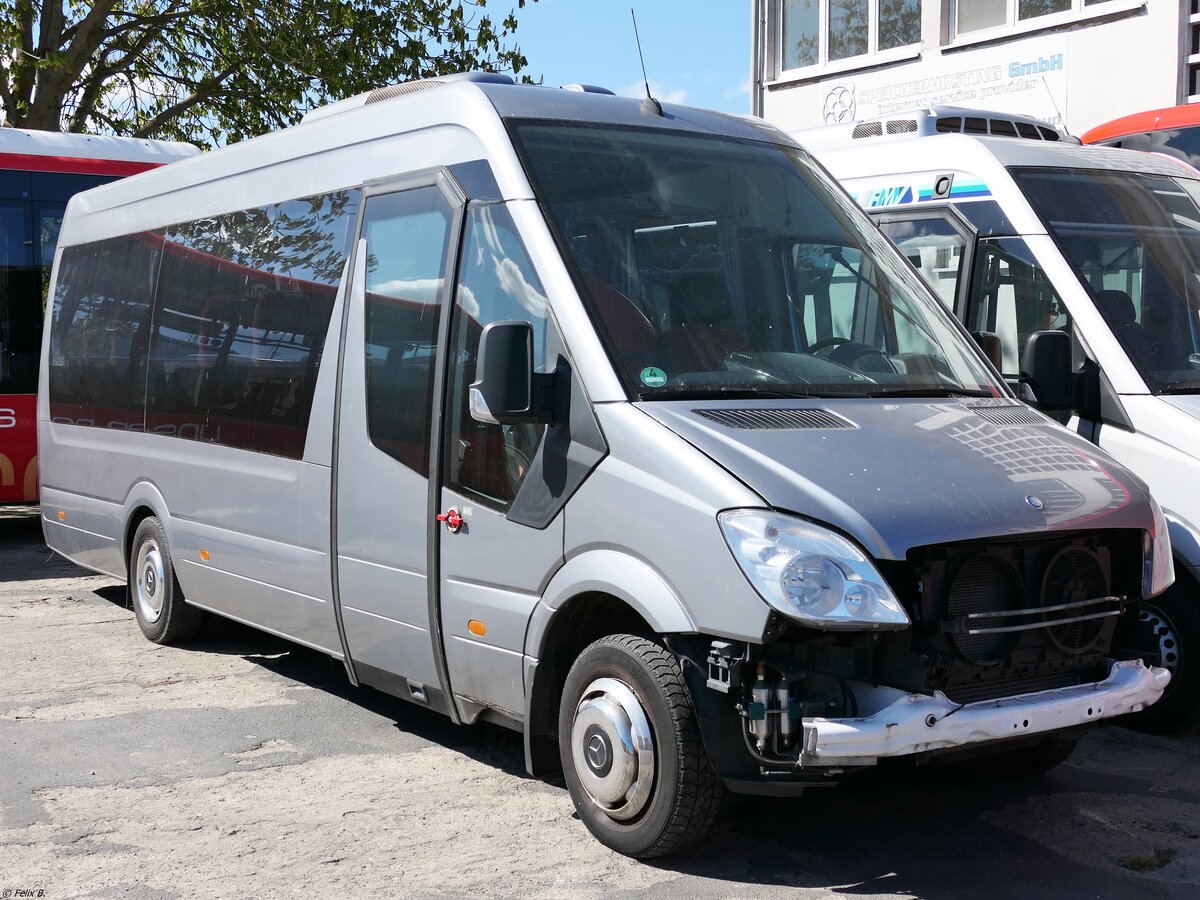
left=135, top=539, right=166, bottom=624
left=1141, top=602, right=1181, bottom=676
left=571, top=677, right=655, bottom=821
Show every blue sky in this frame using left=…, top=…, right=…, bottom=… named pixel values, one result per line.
left=511, top=1, right=752, bottom=115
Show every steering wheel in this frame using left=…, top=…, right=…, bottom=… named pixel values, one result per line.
left=834, top=343, right=899, bottom=373
left=504, top=440, right=534, bottom=492
left=807, top=336, right=851, bottom=354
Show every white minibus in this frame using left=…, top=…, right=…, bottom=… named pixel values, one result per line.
left=40, top=78, right=1174, bottom=856
left=800, top=108, right=1200, bottom=732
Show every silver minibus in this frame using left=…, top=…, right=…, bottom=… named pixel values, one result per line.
left=40, top=75, right=1173, bottom=856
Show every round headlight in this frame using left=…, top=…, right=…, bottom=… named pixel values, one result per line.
left=782, top=555, right=844, bottom=616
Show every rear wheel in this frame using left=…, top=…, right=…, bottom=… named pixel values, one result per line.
left=129, top=517, right=204, bottom=644
left=558, top=634, right=724, bottom=858
left=1124, top=576, right=1200, bottom=734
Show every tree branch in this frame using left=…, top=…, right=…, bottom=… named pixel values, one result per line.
left=132, top=65, right=237, bottom=137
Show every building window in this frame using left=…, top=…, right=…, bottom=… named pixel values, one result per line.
left=780, top=0, right=921, bottom=73
left=954, top=0, right=1113, bottom=37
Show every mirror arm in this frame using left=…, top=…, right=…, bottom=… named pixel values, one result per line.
left=531, top=370, right=558, bottom=427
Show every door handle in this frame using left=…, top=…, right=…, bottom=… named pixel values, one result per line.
left=436, top=507, right=464, bottom=534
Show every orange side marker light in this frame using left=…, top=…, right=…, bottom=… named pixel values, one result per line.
left=200, top=549, right=210, bottom=561
left=468, top=619, right=486, bottom=636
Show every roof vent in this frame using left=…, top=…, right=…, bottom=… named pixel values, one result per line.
left=303, top=71, right=514, bottom=123
left=887, top=118, right=918, bottom=134
left=560, top=83, right=616, bottom=95
left=695, top=408, right=856, bottom=430
left=365, top=80, right=442, bottom=104
left=851, top=121, right=884, bottom=139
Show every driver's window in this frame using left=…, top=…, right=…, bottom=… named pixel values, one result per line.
left=967, top=237, right=1067, bottom=382
left=877, top=216, right=969, bottom=311
left=445, top=204, right=552, bottom=510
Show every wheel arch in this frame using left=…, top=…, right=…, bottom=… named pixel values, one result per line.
left=121, top=481, right=170, bottom=568
left=522, top=549, right=698, bottom=777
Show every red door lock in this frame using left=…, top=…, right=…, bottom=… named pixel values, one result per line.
left=436, top=507, right=464, bottom=533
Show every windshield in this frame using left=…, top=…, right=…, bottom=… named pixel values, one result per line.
left=1012, top=166, right=1200, bottom=393
left=509, top=122, right=1001, bottom=399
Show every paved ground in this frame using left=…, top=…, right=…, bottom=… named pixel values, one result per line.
left=2, top=505, right=1200, bottom=899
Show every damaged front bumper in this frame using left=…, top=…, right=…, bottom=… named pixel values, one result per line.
left=800, top=659, right=1169, bottom=767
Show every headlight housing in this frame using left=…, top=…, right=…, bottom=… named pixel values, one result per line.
left=1144, top=495, right=1175, bottom=598
left=718, top=509, right=910, bottom=630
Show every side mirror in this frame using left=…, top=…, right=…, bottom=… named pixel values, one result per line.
left=971, top=330, right=1003, bottom=372
left=469, top=321, right=554, bottom=425
left=1020, top=330, right=1072, bottom=410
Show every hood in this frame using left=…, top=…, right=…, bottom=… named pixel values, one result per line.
left=1163, top=395, right=1200, bottom=426
left=639, top=398, right=1154, bottom=561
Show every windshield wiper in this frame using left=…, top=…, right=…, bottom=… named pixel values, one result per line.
left=1158, top=382, right=1200, bottom=395
left=855, top=386, right=998, bottom=398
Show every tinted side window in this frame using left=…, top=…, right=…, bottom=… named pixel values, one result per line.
left=877, top=216, right=969, bottom=310
left=967, top=237, right=1068, bottom=380
left=48, top=234, right=162, bottom=427
left=146, top=190, right=357, bottom=456
left=362, top=187, right=454, bottom=475
left=445, top=204, right=550, bottom=510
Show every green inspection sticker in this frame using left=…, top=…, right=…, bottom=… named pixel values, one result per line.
left=640, top=366, right=668, bottom=388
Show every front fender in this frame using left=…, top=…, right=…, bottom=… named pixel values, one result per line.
left=1166, top=511, right=1200, bottom=575
left=525, top=549, right=697, bottom=658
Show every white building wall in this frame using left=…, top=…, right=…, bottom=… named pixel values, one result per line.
left=760, top=2, right=1182, bottom=137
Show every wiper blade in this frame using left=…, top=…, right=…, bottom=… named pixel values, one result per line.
left=858, top=386, right=998, bottom=398
left=637, top=388, right=817, bottom=401
left=1158, top=382, right=1200, bottom=395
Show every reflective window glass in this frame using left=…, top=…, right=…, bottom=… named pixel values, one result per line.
left=829, top=0, right=869, bottom=61
left=782, top=0, right=819, bottom=69
left=47, top=234, right=161, bottom=425
left=878, top=216, right=969, bottom=309
left=445, top=204, right=551, bottom=509
left=1018, top=0, right=1070, bottom=19
left=146, top=190, right=357, bottom=456
left=957, top=0, right=1006, bottom=32
left=967, top=237, right=1067, bottom=380
left=880, top=0, right=921, bottom=50
left=362, top=187, right=454, bottom=475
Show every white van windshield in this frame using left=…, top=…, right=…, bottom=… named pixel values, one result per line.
left=1013, top=166, right=1200, bottom=394
left=511, top=122, right=1001, bottom=399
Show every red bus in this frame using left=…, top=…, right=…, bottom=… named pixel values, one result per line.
left=0, top=128, right=197, bottom=502
left=1081, top=104, right=1200, bottom=170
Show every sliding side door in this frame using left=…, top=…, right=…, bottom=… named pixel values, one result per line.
left=334, top=177, right=462, bottom=713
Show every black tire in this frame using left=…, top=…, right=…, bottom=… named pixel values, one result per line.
left=558, top=634, right=724, bottom=858
left=949, top=736, right=1079, bottom=779
left=128, top=517, right=204, bottom=644
left=1124, top=575, right=1200, bottom=735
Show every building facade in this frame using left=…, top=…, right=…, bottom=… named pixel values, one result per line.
left=752, top=1, right=1195, bottom=136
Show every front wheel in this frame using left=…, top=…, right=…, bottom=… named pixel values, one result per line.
left=558, top=634, right=724, bottom=858
left=1124, top=576, right=1200, bottom=734
left=129, top=516, right=204, bottom=644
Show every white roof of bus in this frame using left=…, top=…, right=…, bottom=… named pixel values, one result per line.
left=57, top=78, right=796, bottom=247
left=0, top=126, right=198, bottom=164
left=802, top=131, right=1199, bottom=183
